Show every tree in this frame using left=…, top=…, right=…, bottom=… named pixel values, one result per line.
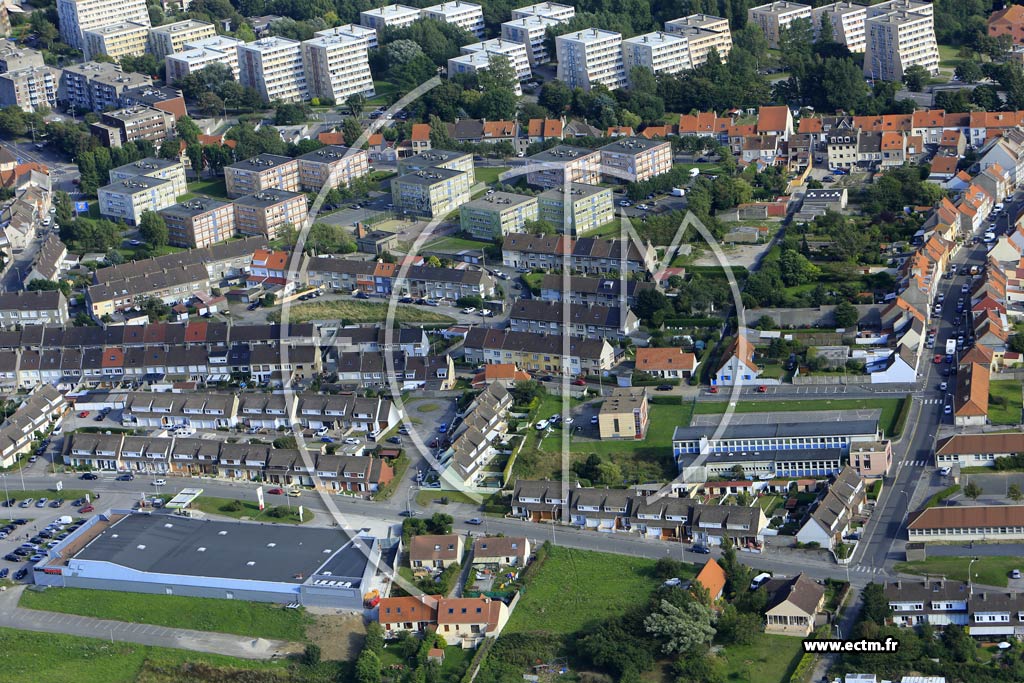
left=301, top=643, right=321, bottom=667
left=364, top=622, right=385, bottom=656
left=476, top=55, right=519, bottom=120
left=538, top=79, right=572, bottom=116
left=902, top=65, right=929, bottom=92
left=834, top=299, right=859, bottom=329
left=778, top=250, right=820, bottom=287
left=197, top=92, right=225, bottom=117
left=138, top=211, right=169, bottom=248
left=954, top=60, right=983, bottom=84
left=522, top=218, right=555, bottom=234
left=342, top=117, right=363, bottom=148
left=964, top=480, right=982, bottom=500
left=1010, top=483, right=1023, bottom=503
left=644, top=599, right=715, bottom=655
left=175, top=115, right=201, bottom=144
left=354, top=649, right=382, bottom=683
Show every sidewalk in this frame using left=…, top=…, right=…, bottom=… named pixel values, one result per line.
left=0, top=586, right=301, bottom=659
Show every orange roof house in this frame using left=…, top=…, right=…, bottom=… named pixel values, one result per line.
left=756, top=105, right=793, bottom=137
left=472, top=363, right=531, bottom=388
left=635, top=347, right=699, bottom=377
left=607, top=125, right=634, bottom=137
left=527, top=118, right=563, bottom=140
left=318, top=130, right=345, bottom=146
left=954, top=363, right=990, bottom=424
left=640, top=124, right=673, bottom=139
left=694, top=558, right=726, bottom=602
left=482, top=120, right=516, bottom=139
left=678, top=111, right=717, bottom=136
left=989, top=4, right=1024, bottom=44
left=411, top=123, right=431, bottom=142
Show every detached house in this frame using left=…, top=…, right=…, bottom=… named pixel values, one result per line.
left=635, top=347, right=699, bottom=379
left=762, top=573, right=826, bottom=637
left=795, top=466, right=865, bottom=551
left=409, top=534, right=464, bottom=570
left=714, top=335, right=761, bottom=386
left=471, top=536, right=530, bottom=567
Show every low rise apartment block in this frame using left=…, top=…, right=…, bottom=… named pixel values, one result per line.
left=556, top=28, right=626, bottom=91
left=148, top=19, right=217, bottom=60
left=526, top=145, right=601, bottom=188
left=0, top=39, right=45, bottom=72
left=360, top=4, right=422, bottom=34
left=90, top=106, right=174, bottom=148
left=459, top=192, right=539, bottom=239
left=108, top=158, right=187, bottom=198
left=599, top=136, right=672, bottom=182
left=391, top=167, right=473, bottom=218
left=238, top=37, right=308, bottom=104
left=82, top=21, right=149, bottom=61
left=297, top=145, right=370, bottom=192
left=398, top=149, right=475, bottom=182
left=165, top=35, right=243, bottom=82
left=301, top=34, right=375, bottom=104
left=511, top=1, right=575, bottom=21
left=233, top=189, right=308, bottom=240
left=747, top=1, right=812, bottom=48
left=538, top=182, right=613, bottom=235
left=422, top=1, right=484, bottom=37
left=459, top=38, right=532, bottom=82
left=0, top=65, right=59, bottom=112
left=598, top=387, right=649, bottom=439
left=160, top=198, right=236, bottom=248
left=225, top=154, right=300, bottom=198
left=813, top=2, right=867, bottom=52
left=98, top=176, right=178, bottom=225
left=60, top=61, right=152, bottom=112
left=501, top=14, right=562, bottom=66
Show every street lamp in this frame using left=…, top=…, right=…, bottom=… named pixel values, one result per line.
left=1, top=474, right=11, bottom=520
left=969, top=556, right=979, bottom=595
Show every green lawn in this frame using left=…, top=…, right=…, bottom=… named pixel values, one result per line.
left=269, top=300, right=455, bottom=325
left=3, top=488, right=94, bottom=503
left=894, top=556, right=1022, bottom=588
left=583, top=219, right=623, bottom=238
left=0, top=626, right=292, bottom=683
left=423, top=236, right=492, bottom=254
left=20, top=588, right=311, bottom=640
left=186, top=496, right=310, bottom=524
left=184, top=178, right=228, bottom=200
left=937, top=43, right=965, bottom=68
left=505, top=545, right=672, bottom=635
left=693, top=397, right=905, bottom=437
left=719, top=633, right=804, bottom=683
left=988, top=380, right=1023, bottom=426
left=415, top=489, right=480, bottom=506
left=758, top=494, right=783, bottom=516
left=474, top=166, right=510, bottom=185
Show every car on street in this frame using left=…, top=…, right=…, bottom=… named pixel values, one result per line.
left=267, top=488, right=285, bottom=495
left=438, top=423, right=448, bottom=434
left=944, top=404, right=952, bottom=415
left=572, top=378, right=587, bottom=386
left=939, top=467, right=952, bottom=476
left=18, top=498, right=32, bottom=507
left=656, top=384, right=673, bottom=391
left=0, top=568, right=8, bottom=579
left=535, top=420, right=550, bottom=430
left=708, top=386, right=719, bottom=393
left=399, top=510, right=418, bottom=517
left=755, top=385, right=768, bottom=393
left=79, top=505, right=94, bottom=513
left=80, top=472, right=97, bottom=480
left=13, top=568, right=27, bottom=580
left=387, top=436, right=402, bottom=444
left=461, top=307, right=476, bottom=314
left=466, top=518, right=483, bottom=525
left=321, top=436, right=335, bottom=443
left=152, top=479, right=166, bottom=486
left=939, top=381, right=947, bottom=391
left=116, top=473, right=134, bottom=481
left=691, top=544, right=711, bottom=554
left=933, top=354, right=943, bottom=364
left=77, top=411, right=89, bottom=418
left=286, top=489, right=301, bottom=497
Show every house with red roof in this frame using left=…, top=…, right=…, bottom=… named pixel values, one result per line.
left=714, top=335, right=762, bottom=387
left=635, top=347, right=699, bottom=379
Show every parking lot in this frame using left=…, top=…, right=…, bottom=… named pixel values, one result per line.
left=0, top=507, right=90, bottom=582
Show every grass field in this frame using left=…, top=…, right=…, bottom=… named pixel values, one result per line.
left=0, top=626, right=293, bottom=683
left=692, top=397, right=905, bottom=437
left=719, top=633, right=804, bottom=683
left=415, top=489, right=480, bottom=506
left=505, top=545, right=671, bottom=635
left=182, top=178, right=228, bottom=200
left=3, top=488, right=93, bottom=503
left=269, top=300, right=455, bottom=324
left=20, top=588, right=311, bottom=640
left=474, top=166, right=510, bottom=185
left=988, top=380, right=1023, bottom=426
left=423, top=236, right=491, bottom=253
left=894, top=556, right=1021, bottom=588
left=187, top=496, right=309, bottom=524
left=937, top=43, right=965, bottom=69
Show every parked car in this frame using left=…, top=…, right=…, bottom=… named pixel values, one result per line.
left=755, top=385, right=768, bottom=393
left=19, top=498, right=33, bottom=507
left=535, top=420, right=550, bottom=430
left=77, top=411, right=89, bottom=418
left=79, top=505, right=94, bottom=513
left=13, top=568, right=27, bottom=580
left=267, top=488, right=285, bottom=495
left=387, top=436, right=402, bottom=445
left=35, top=498, right=48, bottom=507
left=152, top=479, right=166, bottom=486
left=466, top=518, right=483, bottom=525
left=939, top=467, right=952, bottom=477
left=80, top=472, right=98, bottom=480
left=1012, top=569, right=1022, bottom=580
left=590, top=415, right=599, bottom=425
left=750, top=572, right=773, bottom=590
left=656, top=385, right=673, bottom=391
left=572, top=378, right=587, bottom=386
left=691, top=544, right=711, bottom=554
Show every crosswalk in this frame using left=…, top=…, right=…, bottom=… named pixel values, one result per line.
left=847, top=565, right=889, bottom=575
left=905, top=459, right=930, bottom=467
left=919, top=398, right=944, bottom=405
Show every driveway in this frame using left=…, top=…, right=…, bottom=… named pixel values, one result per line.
left=0, top=585, right=300, bottom=659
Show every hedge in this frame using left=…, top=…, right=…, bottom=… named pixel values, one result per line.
left=664, top=317, right=722, bottom=328
left=923, top=484, right=960, bottom=509
left=891, top=393, right=913, bottom=437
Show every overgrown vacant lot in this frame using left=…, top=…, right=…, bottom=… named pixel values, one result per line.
left=504, top=545, right=673, bottom=636
left=269, top=300, right=455, bottom=324
left=19, top=588, right=312, bottom=641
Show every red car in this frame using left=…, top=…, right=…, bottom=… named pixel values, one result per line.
left=756, top=385, right=768, bottom=393
left=267, top=488, right=284, bottom=495
left=708, top=386, right=719, bottom=394
left=933, top=354, right=943, bottom=364
left=79, top=505, right=94, bottom=513
left=572, top=378, right=587, bottom=386
left=77, top=411, right=89, bottom=418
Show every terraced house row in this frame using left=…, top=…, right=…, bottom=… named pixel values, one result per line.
left=62, top=432, right=394, bottom=492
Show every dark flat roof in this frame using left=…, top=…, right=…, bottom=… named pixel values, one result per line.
left=233, top=189, right=305, bottom=207
left=74, top=513, right=366, bottom=584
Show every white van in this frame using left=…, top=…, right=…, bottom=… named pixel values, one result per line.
left=750, top=572, right=773, bottom=590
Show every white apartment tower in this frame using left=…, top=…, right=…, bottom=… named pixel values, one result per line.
left=511, top=1, right=575, bottom=22
left=501, top=14, right=562, bottom=66
left=301, top=34, right=375, bottom=104
left=147, top=19, right=217, bottom=60
left=663, top=14, right=733, bottom=66
left=747, top=1, right=812, bottom=48
left=812, top=2, right=867, bottom=52
left=622, top=31, right=692, bottom=79
left=461, top=38, right=532, bottom=82
left=360, top=4, right=422, bottom=34
left=165, top=36, right=243, bottom=82
left=56, top=0, right=150, bottom=50
left=422, top=1, right=485, bottom=38
left=448, top=52, right=523, bottom=95
left=238, top=37, right=308, bottom=104
left=863, top=7, right=938, bottom=81
left=314, top=23, right=380, bottom=49
left=556, top=29, right=626, bottom=92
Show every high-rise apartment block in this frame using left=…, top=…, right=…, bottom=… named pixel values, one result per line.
left=82, top=21, right=149, bottom=61
left=556, top=28, right=626, bottom=92
left=238, top=37, right=308, bottom=104
left=0, top=65, right=59, bottom=112
left=165, top=36, right=243, bottom=83
left=448, top=52, right=523, bottom=94
left=56, top=0, right=150, bottom=50
left=622, top=31, right=692, bottom=79
left=233, top=190, right=308, bottom=240
left=148, top=19, right=217, bottom=60
left=98, top=176, right=178, bottom=225
left=391, top=167, right=473, bottom=217
left=747, top=1, right=812, bottom=48
left=225, top=154, right=300, bottom=199
left=663, top=14, right=733, bottom=66
left=511, top=1, right=575, bottom=22
left=108, top=158, right=187, bottom=198
left=360, top=4, right=422, bottom=34
left=296, top=145, right=371, bottom=192
left=526, top=145, right=602, bottom=188
left=863, top=0, right=938, bottom=81
left=160, top=198, right=236, bottom=248
left=501, top=15, right=562, bottom=66
left=460, top=38, right=532, bottom=82
left=812, top=2, right=867, bottom=52
left=538, top=183, right=614, bottom=235
left=599, top=137, right=673, bottom=183
left=301, top=34, right=374, bottom=104
left=314, top=23, right=379, bottom=49
left=61, top=61, right=152, bottom=112
left=422, top=1, right=484, bottom=37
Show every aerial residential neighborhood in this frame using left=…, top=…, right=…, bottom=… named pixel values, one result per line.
left=2, top=0, right=1024, bottom=681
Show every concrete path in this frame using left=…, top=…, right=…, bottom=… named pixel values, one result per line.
left=0, top=585, right=299, bottom=660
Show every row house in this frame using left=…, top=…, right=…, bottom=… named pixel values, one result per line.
left=507, top=300, right=640, bottom=340
left=119, top=435, right=173, bottom=474
left=397, top=265, right=496, bottom=300
left=248, top=344, right=321, bottom=384
left=122, top=391, right=238, bottom=429
left=501, top=234, right=658, bottom=274
left=328, top=326, right=429, bottom=357
left=303, top=256, right=395, bottom=295
left=331, top=351, right=456, bottom=392
left=378, top=595, right=510, bottom=648
left=439, top=383, right=512, bottom=488
left=0, top=385, right=65, bottom=468
left=886, top=579, right=971, bottom=628
left=463, top=327, right=617, bottom=376
left=538, top=274, right=656, bottom=306
left=295, top=392, right=402, bottom=437
left=238, top=393, right=292, bottom=430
